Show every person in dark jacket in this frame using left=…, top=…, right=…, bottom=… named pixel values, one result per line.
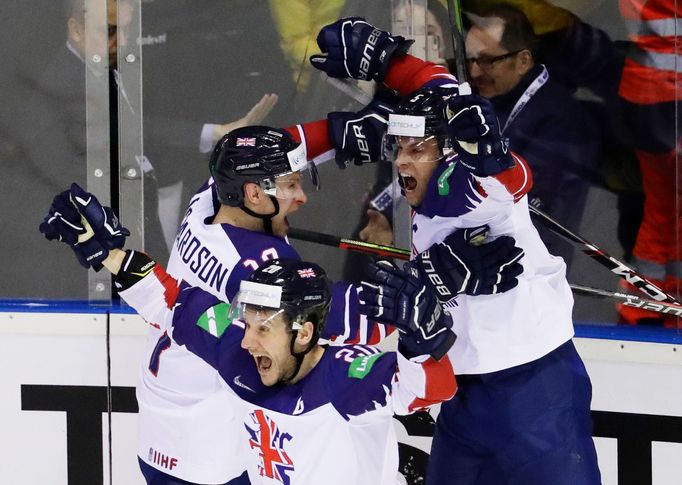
left=465, top=4, right=600, bottom=268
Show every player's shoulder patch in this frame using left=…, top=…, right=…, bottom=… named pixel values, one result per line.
left=347, top=352, right=385, bottom=379
left=196, top=302, right=232, bottom=338
left=326, top=345, right=396, bottom=419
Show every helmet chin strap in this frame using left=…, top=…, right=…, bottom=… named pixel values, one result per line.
left=280, top=327, right=318, bottom=385
left=240, top=196, right=280, bottom=234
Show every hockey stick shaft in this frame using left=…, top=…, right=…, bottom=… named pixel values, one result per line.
left=570, top=284, right=682, bottom=317
left=528, top=205, right=680, bottom=304
left=289, top=226, right=679, bottom=313
left=288, top=227, right=411, bottom=260
left=445, top=0, right=472, bottom=94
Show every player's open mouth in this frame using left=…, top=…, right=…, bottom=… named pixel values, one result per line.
left=399, top=173, right=417, bottom=192
left=255, top=355, right=272, bottom=373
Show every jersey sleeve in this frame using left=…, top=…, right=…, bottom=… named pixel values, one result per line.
left=329, top=345, right=456, bottom=421
left=321, top=282, right=395, bottom=346
left=481, top=152, right=534, bottom=203
left=383, top=54, right=458, bottom=95
left=283, top=121, right=334, bottom=164
left=117, top=257, right=241, bottom=371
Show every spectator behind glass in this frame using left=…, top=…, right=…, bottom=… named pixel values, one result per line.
left=139, top=0, right=296, bottom=252
left=0, top=0, right=168, bottom=298
left=465, top=5, right=600, bottom=269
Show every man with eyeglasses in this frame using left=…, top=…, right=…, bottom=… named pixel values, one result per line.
left=466, top=5, right=599, bottom=269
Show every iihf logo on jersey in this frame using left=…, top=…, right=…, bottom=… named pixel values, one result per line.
left=245, top=409, right=295, bottom=484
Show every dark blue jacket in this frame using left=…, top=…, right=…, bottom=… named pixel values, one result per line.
left=490, top=64, right=600, bottom=266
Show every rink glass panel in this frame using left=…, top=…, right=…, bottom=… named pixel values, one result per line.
left=0, top=0, right=679, bottom=333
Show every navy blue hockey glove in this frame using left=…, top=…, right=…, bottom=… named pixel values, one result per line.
left=327, top=92, right=398, bottom=168
left=417, top=226, right=524, bottom=301
left=310, top=17, right=413, bottom=82
left=359, top=260, right=456, bottom=360
left=446, top=94, right=515, bottom=177
left=69, top=183, right=130, bottom=250
left=39, top=190, right=110, bottom=270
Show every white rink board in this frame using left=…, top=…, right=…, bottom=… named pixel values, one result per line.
left=1, top=310, right=681, bottom=484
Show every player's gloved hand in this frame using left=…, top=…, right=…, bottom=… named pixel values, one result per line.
left=446, top=94, right=515, bottom=177
left=39, top=189, right=110, bottom=270
left=69, top=183, right=129, bottom=250
left=310, top=17, right=414, bottom=82
left=416, top=226, right=524, bottom=301
left=359, top=260, right=457, bottom=360
left=327, top=92, right=398, bottom=168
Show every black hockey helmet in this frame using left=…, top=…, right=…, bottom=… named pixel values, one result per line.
left=232, top=258, right=331, bottom=336
left=209, top=125, right=318, bottom=207
left=231, top=258, right=331, bottom=383
left=382, top=86, right=457, bottom=163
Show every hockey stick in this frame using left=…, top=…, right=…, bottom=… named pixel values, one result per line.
left=288, top=227, right=410, bottom=259
left=571, top=284, right=682, bottom=317
left=528, top=205, right=681, bottom=304
left=289, top=226, right=682, bottom=315
left=445, top=0, right=472, bottom=95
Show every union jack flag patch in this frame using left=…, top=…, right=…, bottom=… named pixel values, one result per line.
left=236, top=137, right=256, bottom=146
left=297, top=268, right=316, bottom=278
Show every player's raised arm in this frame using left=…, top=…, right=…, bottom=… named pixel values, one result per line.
left=39, top=183, right=233, bottom=367
left=283, top=91, right=398, bottom=168
left=309, top=16, right=454, bottom=95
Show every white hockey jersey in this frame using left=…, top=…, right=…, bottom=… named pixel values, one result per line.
left=122, top=264, right=456, bottom=485
left=136, top=180, right=388, bottom=482
left=411, top=158, right=575, bottom=375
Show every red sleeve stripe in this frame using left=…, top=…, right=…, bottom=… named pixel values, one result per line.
left=408, top=355, right=457, bottom=412
left=284, top=120, right=333, bottom=161
left=152, top=265, right=180, bottom=310
left=384, top=54, right=456, bottom=95
left=494, top=152, right=533, bottom=202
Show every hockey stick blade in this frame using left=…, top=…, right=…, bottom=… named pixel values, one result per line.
left=288, top=227, right=410, bottom=260
left=529, top=205, right=680, bottom=304
left=571, top=284, right=682, bottom=317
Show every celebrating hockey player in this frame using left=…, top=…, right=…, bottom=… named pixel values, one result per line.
left=309, top=16, right=602, bottom=485
left=39, top=182, right=460, bottom=484
left=40, top=113, right=525, bottom=484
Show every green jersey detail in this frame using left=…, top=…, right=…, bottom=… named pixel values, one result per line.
left=348, top=352, right=384, bottom=379
left=437, top=162, right=456, bottom=196
left=197, top=303, right=232, bottom=338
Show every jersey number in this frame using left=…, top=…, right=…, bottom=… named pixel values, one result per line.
left=148, top=331, right=171, bottom=377
left=242, top=248, right=279, bottom=270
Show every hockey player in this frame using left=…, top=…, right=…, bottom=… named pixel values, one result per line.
left=40, top=119, right=524, bottom=484
left=309, top=17, right=602, bottom=484
left=39, top=185, right=460, bottom=484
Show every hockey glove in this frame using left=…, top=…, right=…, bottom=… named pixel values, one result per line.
left=69, top=183, right=130, bottom=250
left=39, top=190, right=110, bottom=270
left=446, top=95, right=515, bottom=177
left=359, top=260, right=456, bottom=360
left=310, top=17, right=413, bottom=82
left=417, top=226, right=524, bottom=301
left=327, top=92, right=398, bottom=168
